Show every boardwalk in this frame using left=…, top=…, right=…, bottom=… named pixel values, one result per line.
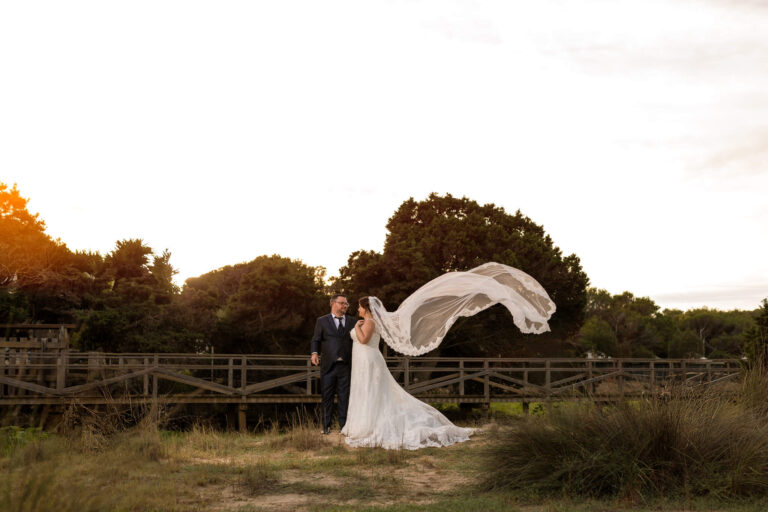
left=1, top=323, right=743, bottom=429
left=1, top=350, right=741, bottom=407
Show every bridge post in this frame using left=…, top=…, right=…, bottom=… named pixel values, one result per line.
left=483, top=360, right=490, bottom=410
left=87, top=352, right=98, bottom=382
left=306, top=358, right=312, bottom=395
left=618, top=360, right=624, bottom=399
left=241, top=357, right=247, bottom=397
left=152, top=354, right=159, bottom=422
left=459, top=360, right=464, bottom=396
left=544, top=360, right=552, bottom=412
left=144, top=358, right=149, bottom=395
left=238, top=403, right=247, bottom=433
left=56, top=353, right=65, bottom=391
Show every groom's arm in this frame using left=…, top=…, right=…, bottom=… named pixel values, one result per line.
left=310, top=318, right=323, bottom=365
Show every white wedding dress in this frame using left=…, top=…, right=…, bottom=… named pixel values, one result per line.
left=340, top=327, right=475, bottom=450
left=339, top=262, right=556, bottom=450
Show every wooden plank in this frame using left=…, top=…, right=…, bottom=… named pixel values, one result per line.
left=0, top=341, right=60, bottom=349
left=487, top=380, right=532, bottom=394
left=550, top=370, right=623, bottom=392
left=244, top=371, right=320, bottom=394
left=0, top=324, right=76, bottom=329
left=61, top=368, right=155, bottom=395
left=404, top=372, right=462, bottom=394
left=406, top=372, right=493, bottom=395
left=0, top=375, right=59, bottom=396
left=549, top=372, right=588, bottom=388
left=486, top=371, right=548, bottom=392
left=153, top=368, right=239, bottom=395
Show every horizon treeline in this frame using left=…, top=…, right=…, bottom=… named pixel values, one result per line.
left=1, top=182, right=766, bottom=359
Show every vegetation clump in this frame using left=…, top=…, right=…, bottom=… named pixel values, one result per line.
left=485, top=368, right=768, bottom=500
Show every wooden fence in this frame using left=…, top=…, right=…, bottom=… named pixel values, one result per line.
left=1, top=351, right=742, bottom=406
left=0, top=324, right=745, bottom=430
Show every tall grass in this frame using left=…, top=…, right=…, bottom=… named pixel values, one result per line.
left=264, top=407, right=328, bottom=451
left=484, top=368, right=768, bottom=500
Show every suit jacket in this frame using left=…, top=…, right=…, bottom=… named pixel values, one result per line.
left=311, top=313, right=356, bottom=375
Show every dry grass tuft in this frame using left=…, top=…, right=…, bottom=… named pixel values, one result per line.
left=264, top=410, right=327, bottom=452
left=237, top=460, right=282, bottom=496
left=484, top=369, right=768, bottom=500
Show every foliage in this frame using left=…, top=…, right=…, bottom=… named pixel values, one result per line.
left=484, top=375, right=768, bottom=499
left=2, top=182, right=762, bottom=358
left=745, top=299, right=768, bottom=366
left=335, top=193, right=590, bottom=357
left=181, top=255, right=327, bottom=353
left=73, top=239, right=199, bottom=352
left=0, top=427, right=49, bottom=457
left=578, top=288, right=754, bottom=358
left=0, top=183, right=89, bottom=322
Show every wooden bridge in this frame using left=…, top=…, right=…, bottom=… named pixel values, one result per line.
left=0, top=324, right=744, bottom=430
left=1, top=351, right=742, bottom=405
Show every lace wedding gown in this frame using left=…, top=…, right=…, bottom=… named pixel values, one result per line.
left=340, top=262, right=556, bottom=450
left=340, top=327, right=475, bottom=450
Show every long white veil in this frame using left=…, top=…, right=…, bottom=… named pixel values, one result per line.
left=367, top=262, right=556, bottom=356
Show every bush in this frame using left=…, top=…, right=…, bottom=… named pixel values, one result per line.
left=484, top=376, right=768, bottom=499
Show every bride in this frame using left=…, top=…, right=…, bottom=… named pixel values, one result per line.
left=340, top=262, right=556, bottom=450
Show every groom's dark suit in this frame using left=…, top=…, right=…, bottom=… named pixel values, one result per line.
left=311, top=313, right=356, bottom=431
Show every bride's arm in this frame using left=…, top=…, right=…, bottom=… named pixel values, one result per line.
left=355, top=318, right=376, bottom=344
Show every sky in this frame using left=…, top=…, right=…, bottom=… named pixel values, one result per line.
left=1, top=0, right=767, bottom=312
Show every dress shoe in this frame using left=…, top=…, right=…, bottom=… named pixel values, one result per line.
left=321, top=428, right=330, bottom=435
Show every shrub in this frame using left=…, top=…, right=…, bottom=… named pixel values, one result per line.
left=484, top=382, right=768, bottom=499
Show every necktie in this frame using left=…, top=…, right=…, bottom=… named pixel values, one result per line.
left=336, top=316, right=344, bottom=333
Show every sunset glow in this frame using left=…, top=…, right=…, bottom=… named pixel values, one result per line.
left=2, top=0, right=766, bottom=311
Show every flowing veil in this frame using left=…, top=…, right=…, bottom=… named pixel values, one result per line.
left=367, top=262, right=556, bottom=356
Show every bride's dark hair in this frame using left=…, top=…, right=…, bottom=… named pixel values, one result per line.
left=359, top=297, right=371, bottom=313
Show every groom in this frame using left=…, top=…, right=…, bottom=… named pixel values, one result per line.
left=310, top=293, right=356, bottom=434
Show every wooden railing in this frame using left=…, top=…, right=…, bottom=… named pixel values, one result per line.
left=1, top=352, right=742, bottom=407
left=0, top=324, right=74, bottom=350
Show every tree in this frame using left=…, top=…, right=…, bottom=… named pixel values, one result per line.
left=0, top=182, right=89, bottom=322
left=580, top=288, right=664, bottom=357
left=335, top=193, right=590, bottom=357
left=180, top=255, right=328, bottom=353
left=1, top=182, right=58, bottom=288
left=681, top=308, right=753, bottom=358
left=745, top=299, right=768, bottom=366
left=578, top=316, right=618, bottom=356
left=74, top=240, right=197, bottom=352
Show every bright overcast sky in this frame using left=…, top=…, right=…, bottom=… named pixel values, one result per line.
left=2, top=0, right=767, bottom=312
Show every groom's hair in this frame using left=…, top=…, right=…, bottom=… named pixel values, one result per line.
left=330, top=293, right=348, bottom=303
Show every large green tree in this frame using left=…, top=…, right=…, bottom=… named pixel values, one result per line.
left=334, top=193, right=590, bottom=357
left=580, top=289, right=664, bottom=357
left=74, top=239, right=198, bottom=352
left=180, top=255, right=328, bottom=353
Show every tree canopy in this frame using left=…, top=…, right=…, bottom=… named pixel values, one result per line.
left=2, top=182, right=763, bottom=358
left=334, top=193, right=590, bottom=357
left=180, top=255, right=327, bottom=353
left=579, top=288, right=756, bottom=358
